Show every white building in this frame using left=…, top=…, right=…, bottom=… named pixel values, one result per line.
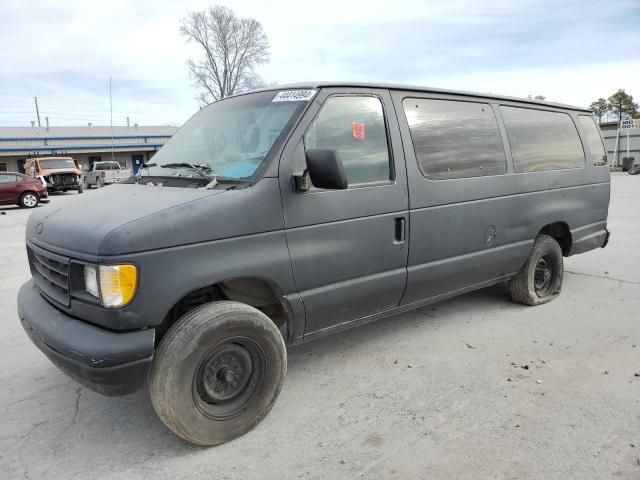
left=0, top=125, right=177, bottom=174
left=599, top=121, right=639, bottom=167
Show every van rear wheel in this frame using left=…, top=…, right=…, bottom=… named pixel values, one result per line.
left=509, top=235, right=563, bottom=306
left=149, top=301, right=287, bottom=446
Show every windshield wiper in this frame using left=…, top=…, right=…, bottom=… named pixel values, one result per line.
left=160, top=162, right=212, bottom=180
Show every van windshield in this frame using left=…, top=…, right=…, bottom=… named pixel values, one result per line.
left=142, top=90, right=312, bottom=180
left=38, top=159, right=76, bottom=169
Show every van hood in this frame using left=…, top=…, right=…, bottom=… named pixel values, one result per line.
left=27, top=184, right=223, bottom=257
left=41, top=168, right=81, bottom=176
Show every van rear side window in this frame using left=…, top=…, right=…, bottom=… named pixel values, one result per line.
left=578, top=115, right=608, bottom=166
left=500, top=106, right=584, bottom=173
left=402, top=98, right=506, bottom=180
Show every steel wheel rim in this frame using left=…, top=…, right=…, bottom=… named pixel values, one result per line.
left=23, top=194, right=37, bottom=207
left=193, top=336, right=266, bottom=421
left=534, top=255, right=555, bottom=296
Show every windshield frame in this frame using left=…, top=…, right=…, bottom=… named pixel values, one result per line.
left=140, top=89, right=316, bottom=184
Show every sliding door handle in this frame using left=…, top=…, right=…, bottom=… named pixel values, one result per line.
left=394, top=217, right=406, bottom=243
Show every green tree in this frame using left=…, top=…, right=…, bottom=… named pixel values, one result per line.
left=607, top=89, right=638, bottom=121
left=589, top=98, right=609, bottom=124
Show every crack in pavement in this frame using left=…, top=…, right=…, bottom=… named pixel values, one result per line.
left=69, top=386, right=83, bottom=428
left=20, top=420, right=49, bottom=441
left=565, top=270, right=640, bottom=286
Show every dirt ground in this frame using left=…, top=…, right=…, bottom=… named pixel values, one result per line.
left=1, top=174, right=639, bottom=479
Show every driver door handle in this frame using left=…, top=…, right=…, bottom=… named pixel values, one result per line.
left=394, top=217, right=406, bottom=243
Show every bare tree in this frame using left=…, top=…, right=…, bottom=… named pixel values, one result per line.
left=181, top=6, right=270, bottom=104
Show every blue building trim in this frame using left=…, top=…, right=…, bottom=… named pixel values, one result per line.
left=0, top=135, right=172, bottom=142
left=0, top=143, right=165, bottom=152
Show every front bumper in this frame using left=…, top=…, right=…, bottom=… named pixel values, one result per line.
left=17, top=280, right=155, bottom=396
left=568, top=226, right=610, bottom=256
left=48, top=184, right=81, bottom=191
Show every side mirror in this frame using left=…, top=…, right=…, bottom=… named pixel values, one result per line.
left=295, top=149, right=348, bottom=191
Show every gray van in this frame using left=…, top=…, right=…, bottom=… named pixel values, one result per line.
left=17, top=83, right=610, bottom=445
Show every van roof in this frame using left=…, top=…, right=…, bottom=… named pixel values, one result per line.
left=254, top=81, right=592, bottom=113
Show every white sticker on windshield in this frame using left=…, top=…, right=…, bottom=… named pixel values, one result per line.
left=272, top=90, right=317, bottom=102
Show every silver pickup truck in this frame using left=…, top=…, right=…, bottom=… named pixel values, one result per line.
left=84, top=161, right=131, bottom=188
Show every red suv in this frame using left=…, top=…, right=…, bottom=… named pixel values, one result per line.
left=0, top=172, right=48, bottom=208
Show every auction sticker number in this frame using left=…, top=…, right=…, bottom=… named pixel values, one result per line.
left=272, top=90, right=317, bottom=102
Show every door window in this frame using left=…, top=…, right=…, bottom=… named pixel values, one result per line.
left=304, top=95, right=391, bottom=186
left=0, top=174, right=12, bottom=183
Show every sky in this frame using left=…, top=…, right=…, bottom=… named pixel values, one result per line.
left=0, top=0, right=638, bottom=127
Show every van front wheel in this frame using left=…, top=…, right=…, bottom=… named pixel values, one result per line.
left=149, top=301, right=287, bottom=446
left=509, top=235, right=563, bottom=306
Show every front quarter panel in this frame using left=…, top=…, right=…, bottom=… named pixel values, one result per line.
left=71, top=178, right=299, bottom=331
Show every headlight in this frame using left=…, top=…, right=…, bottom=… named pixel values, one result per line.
left=84, top=264, right=138, bottom=308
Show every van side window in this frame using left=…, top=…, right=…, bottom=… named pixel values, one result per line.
left=500, top=107, right=584, bottom=172
left=578, top=115, right=608, bottom=166
left=304, top=96, right=391, bottom=185
left=402, top=98, right=506, bottom=180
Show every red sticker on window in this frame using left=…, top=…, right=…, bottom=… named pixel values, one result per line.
left=352, top=122, right=365, bottom=140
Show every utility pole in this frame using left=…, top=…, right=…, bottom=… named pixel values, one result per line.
left=613, top=124, right=620, bottom=168
left=627, top=121, right=630, bottom=160
left=110, top=77, right=115, bottom=162
left=34, top=97, right=41, bottom=127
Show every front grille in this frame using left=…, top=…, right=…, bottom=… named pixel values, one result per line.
left=50, top=174, right=76, bottom=186
left=27, top=245, right=70, bottom=306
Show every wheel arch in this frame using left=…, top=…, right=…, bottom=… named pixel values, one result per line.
left=538, top=221, right=572, bottom=256
left=156, top=275, right=294, bottom=345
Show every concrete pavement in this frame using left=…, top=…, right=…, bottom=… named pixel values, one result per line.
left=1, top=175, right=639, bottom=479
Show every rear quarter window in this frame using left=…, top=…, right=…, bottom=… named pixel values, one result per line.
left=578, top=115, right=608, bottom=166
left=500, top=106, right=585, bottom=173
left=402, top=98, right=506, bottom=180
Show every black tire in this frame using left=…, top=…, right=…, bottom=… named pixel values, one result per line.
left=509, top=235, right=563, bottom=306
left=149, top=301, right=287, bottom=446
left=19, top=191, right=39, bottom=208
